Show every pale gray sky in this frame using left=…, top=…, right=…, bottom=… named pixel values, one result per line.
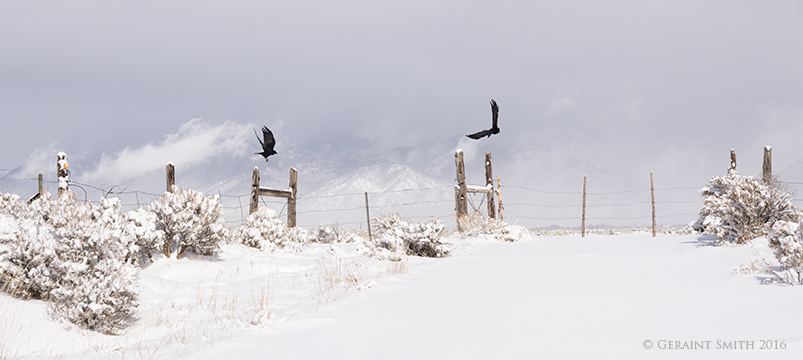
left=1, top=0, right=802, bottom=225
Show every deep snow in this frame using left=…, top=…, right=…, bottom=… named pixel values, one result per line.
left=3, top=231, right=803, bottom=359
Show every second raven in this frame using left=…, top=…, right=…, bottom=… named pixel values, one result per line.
left=466, top=99, right=500, bottom=140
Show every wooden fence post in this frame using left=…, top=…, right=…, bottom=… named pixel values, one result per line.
left=497, top=175, right=503, bottom=222
left=729, top=149, right=737, bottom=174
left=485, top=152, right=496, bottom=220
left=166, top=162, right=175, bottom=193
left=250, top=167, right=259, bottom=215
left=365, top=192, right=372, bottom=241
left=57, top=152, right=69, bottom=197
left=763, top=146, right=772, bottom=183
left=288, top=168, right=297, bottom=227
left=651, top=172, right=656, bottom=238
left=38, top=174, right=43, bottom=199
left=581, top=176, right=587, bottom=237
left=455, top=150, right=468, bottom=220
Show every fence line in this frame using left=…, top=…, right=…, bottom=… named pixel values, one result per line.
left=1, top=172, right=702, bottom=230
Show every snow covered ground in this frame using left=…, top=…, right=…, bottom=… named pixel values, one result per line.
left=3, top=230, right=803, bottom=359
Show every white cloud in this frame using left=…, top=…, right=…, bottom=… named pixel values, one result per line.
left=80, top=118, right=252, bottom=184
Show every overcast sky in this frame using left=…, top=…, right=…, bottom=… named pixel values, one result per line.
left=1, top=0, right=802, bottom=197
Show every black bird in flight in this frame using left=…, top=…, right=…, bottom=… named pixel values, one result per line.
left=466, top=99, right=500, bottom=140
left=255, top=126, right=278, bottom=162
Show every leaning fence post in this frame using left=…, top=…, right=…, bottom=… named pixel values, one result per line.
left=763, top=146, right=772, bottom=183
left=485, top=152, right=496, bottom=220
left=250, top=167, right=259, bottom=215
left=57, top=152, right=69, bottom=197
left=166, top=162, right=175, bottom=193
left=651, top=172, right=656, bottom=238
left=581, top=176, right=587, bottom=237
left=288, top=168, right=297, bottom=227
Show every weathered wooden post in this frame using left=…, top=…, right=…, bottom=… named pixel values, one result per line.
left=581, top=176, right=587, bottom=237
left=166, top=162, right=175, bottom=193
left=763, top=146, right=772, bottom=183
left=364, top=192, right=372, bottom=241
left=38, top=174, right=43, bottom=199
left=57, top=152, right=69, bottom=197
left=497, top=175, right=503, bottom=222
left=288, top=168, right=297, bottom=228
left=650, top=172, right=656, bottom=238
left=250, top=167, right=260, bottom=215
left=454, top=150, right=468, bottom=220
left=485, top=153, right=496, bottom=220
left=728, top=149, right=737, bottom=174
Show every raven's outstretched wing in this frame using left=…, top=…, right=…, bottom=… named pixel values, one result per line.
left=260, top=126, right=276, bottom=152
left=490, top=99, right=499, bottom=129
left=466, top=129, right=493, bottom=139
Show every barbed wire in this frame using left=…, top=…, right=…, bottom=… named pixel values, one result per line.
left=3, top=176, right=702, bottom=228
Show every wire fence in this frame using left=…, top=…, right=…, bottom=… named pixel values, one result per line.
left=0, top=175, right=709, bottom=230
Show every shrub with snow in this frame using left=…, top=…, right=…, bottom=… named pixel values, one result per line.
left=0, top=194, right=139, bottom=334
left=148, top=187, right=227, bottom=258
left=457, top=211, right=531, bottom=242
left=366, top=214, right=450, bottom=260
left=124, top=207, right=165, bottom=262
left=691, top=173, right=799, bottom=244
left=767, top=220, right=803, bottom=284
left=239, top=208, right=308, bottom=251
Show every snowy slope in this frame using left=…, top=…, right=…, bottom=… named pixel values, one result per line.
left=3, top=232, right=803, bottom=359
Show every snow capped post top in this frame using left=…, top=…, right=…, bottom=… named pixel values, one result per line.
left=57, top=152, right=69, bottom=196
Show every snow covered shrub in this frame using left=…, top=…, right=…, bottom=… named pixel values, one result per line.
left=367, top=214, right=450, bottom=259
left=0, top=192, right=25, bottom=220
left=0, top=195, right=139, bottom=334
left=767, top=221, right=803, bottom=284
left=148, top=187, right=227, bottom=258
left=457, top=211, right=531, bottom=242
left=692, top=173, right=799, bottom=244
left=313, top=223, right=362, bottom=244
left=239, top=208, right=307, bottom=251
left=124, top=207, right=165, bottom=262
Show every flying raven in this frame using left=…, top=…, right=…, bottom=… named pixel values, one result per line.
left=466, top=99, right=500, bottom=140
left=255, top=126, right=278, bottom=161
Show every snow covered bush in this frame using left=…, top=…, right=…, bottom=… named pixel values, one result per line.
left=457, top=211, right=531, bottom=242
left=148, top=187, right=227, bottom=258
left=366, top=214, right=450, bottom=260
left=124, top=207, right=165, bottom=262
left=767, top=220, right=803, bottom=284
left=691, top=174, right=799, bottom=244
left=239, top=208, right=307, bottom=251
left=0, top=194, right=139, bottom=334
left=313, top=223, right=362, bottom=244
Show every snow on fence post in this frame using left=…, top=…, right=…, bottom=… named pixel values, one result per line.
left=485, top=152, right=496, bottom=220
left=651, top=172, right=656, bottom=237
left=166, top=162, right=175, bottom=193
left=250, top=167, right=260, bottom=215
left=729, top=149, right=737, bottom=174
left=454, top=150, right=468, bottom=222
left=57, top=152, right=69, bottom=197
left=763, top=146, right=772, bottom=183
left=581, top=176, right=587, bottom=237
